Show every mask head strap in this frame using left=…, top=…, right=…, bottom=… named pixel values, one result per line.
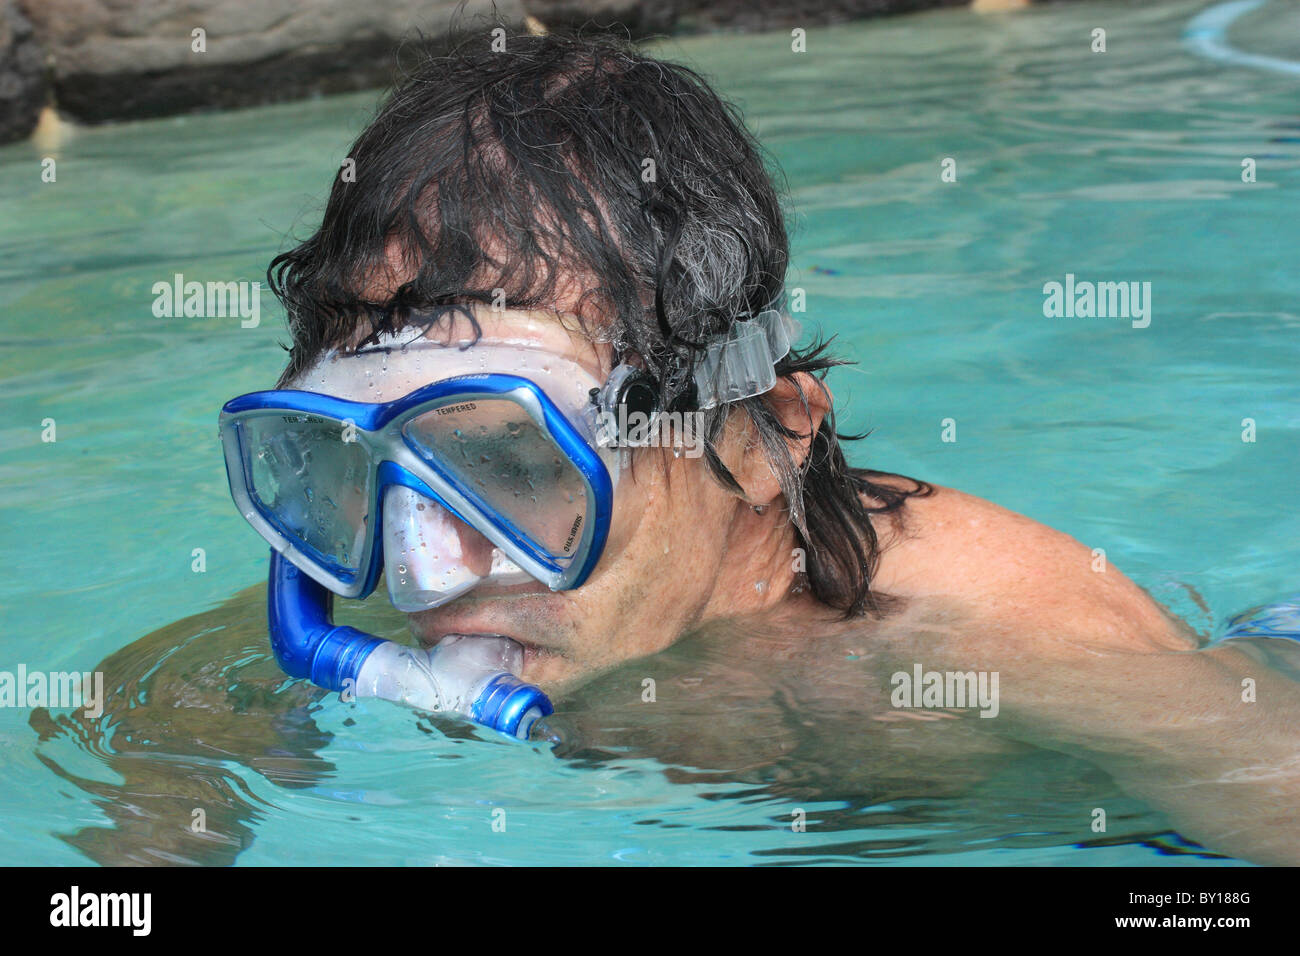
left=691, top=300, right=802, bottom=410
left=592, top=294, right=802, bottom=444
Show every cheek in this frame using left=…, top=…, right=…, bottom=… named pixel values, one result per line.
left=598, top=452, right=659, bottom=560
left=594, top=450, right=730, bottom=580
left=547, top=454, right=733, bottom=679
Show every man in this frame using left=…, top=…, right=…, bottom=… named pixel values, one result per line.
left=219, top=26, right=1299, bottom=863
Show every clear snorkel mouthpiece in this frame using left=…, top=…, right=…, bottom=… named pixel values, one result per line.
left=353, top=638, right=551, bottom=739
left=267, top=551, right=552, bottom=739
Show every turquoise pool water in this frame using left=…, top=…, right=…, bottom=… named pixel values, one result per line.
left=1, top=0, right=1297, bottom=865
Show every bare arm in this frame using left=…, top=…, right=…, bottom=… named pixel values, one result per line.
left=990, top=632, right=1300, bottom=864
left=870, top=483, right=1300, bottom=864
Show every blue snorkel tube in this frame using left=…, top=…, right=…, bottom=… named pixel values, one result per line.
left=268, top=551, right=553, bottom=739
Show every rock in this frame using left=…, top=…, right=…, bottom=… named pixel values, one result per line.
left=520, top=0, right=677, bottom=35
left=11, top=0, right=1020, bottom=128
left=16, top=0, right=528, bottom=123
left=673, top=0, right=970, bottom=32
left=0, top=0, right=47, bottom=144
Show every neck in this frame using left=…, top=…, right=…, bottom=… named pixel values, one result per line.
left=693, top=498, right=809, bottom=627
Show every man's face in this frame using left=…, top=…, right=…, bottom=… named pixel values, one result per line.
left=317, top=306, right=746, bottom=695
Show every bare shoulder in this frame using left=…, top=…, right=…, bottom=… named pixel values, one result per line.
left=864, top=478, right=1196, bottom=653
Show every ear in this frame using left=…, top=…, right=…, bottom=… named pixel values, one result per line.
left=724, top=372, right=832, bottom=507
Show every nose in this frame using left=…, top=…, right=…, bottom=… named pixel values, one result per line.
left=381, top=485, right=498, bottom=611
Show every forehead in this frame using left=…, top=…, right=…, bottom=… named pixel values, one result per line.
left=293, top=307, right=613, bottom=403
left=428, top=308, right=611, bottom=376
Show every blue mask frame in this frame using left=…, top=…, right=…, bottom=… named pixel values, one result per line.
left=219, top=373, right=616, bottom=603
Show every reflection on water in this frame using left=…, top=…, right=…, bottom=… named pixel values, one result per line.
left=30, top=589, right=332, bottom=865
left=32, top=586, right=1237, bottom=865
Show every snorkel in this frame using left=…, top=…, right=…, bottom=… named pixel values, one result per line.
left=268, top=549, right=553, bottom=738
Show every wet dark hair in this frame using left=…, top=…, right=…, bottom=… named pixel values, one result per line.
left=268, top=22, right=930, bottom=617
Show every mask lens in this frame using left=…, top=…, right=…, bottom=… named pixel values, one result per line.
left=240, top=414, right=373, bottom=575
left=403, top=399, right=589, bottom=560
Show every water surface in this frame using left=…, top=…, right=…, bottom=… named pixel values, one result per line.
left=1, top=0, right=1297, bottom=864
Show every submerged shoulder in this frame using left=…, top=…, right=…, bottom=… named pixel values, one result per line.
left=864, top=480, right=1194, bottom=652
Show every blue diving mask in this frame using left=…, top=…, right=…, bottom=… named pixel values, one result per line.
left=219, top=306, right=800, bottom=736
left=220, top=337, right=621, bottom=610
